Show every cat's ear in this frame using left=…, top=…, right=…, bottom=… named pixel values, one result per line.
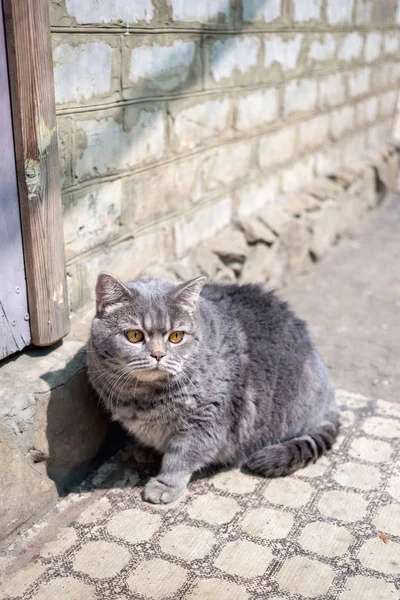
left=173, top=276, right=206, bottom=312
left=95, top=272, right=131, bottom=314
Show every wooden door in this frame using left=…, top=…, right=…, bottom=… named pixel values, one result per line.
left=0, top=0, right=30, bottom=359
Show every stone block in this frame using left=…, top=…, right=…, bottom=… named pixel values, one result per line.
left=329, top=105, right=356, bottom=140
left=169, top=96, right=233, bottom=153
left=348, top=68, right=371, bottom=99
left=202, top=140, right=254, bottom=192
left=380, top=90, right=398, bottom=118
left=51, top=0, right=156, bottom=26
left=384, top=32, right=400, bottom=55
left=52, top=35, right=120, bottom=106
left=326, top=0, right=354, bottom=24
left=356, top=97, right=379, bottom=127
left=238, top=216, right=276, bottom=245
left=235, top=88, right=279, bottom=131
left=239, top=243, right=275, bottom=284
left=283, top=78, right=317, bottom=118
left=307, top=201, right=339, bottom=259
left=298, top=114, right=329, bottom=151
left=355, top=0, right=373, bottom=25
left=242, top=0, right=282, bottom=24
left=258, top=126, right=297, bottom=170
left=275, top=217, right=311, bottom=280
left=174, top=197, right=232, bottom=258
left=367, top=121, right=391, bottom=149
left=337, top=33, right=363, bottom=63
left=364, top=32, right=382, bottom=63
left=264, top=34, right=304, bottom=73
left=342, top=132, right=367, bottom=166
left=293, top=0, right=323, bottom=22
left=316, top=145, right=342, bottom=176
left=372, top=63, right=392, bottom=90
left=234, top=176, right=280, bottom=219
left=281, top=156, right=315, bottom=193
left=306, top=178, right=343, bottom=200
left=319, top=73, right=346, bottom=109
left=73, top=105, right=166, bottom=182
left=189, top=245, right=226, bottom=279
left=121, top=156, right=197, bottom=227
left=307, top=34, right=337, bottom=66
left=63, top=179, right=122, bottom=261
left=208, top=229, right=249, bottom=263
left=205, top=35, right=262, bottom=88
left=170, top=0, right=230, bottom=25
left=122, top=34, right=201, bottom=100
left=258, top=204, right=291, bottom=235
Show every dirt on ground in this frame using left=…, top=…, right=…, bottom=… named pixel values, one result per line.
left=282, top=192, right=400, bottom=404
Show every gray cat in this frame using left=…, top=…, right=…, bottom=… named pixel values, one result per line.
left=88, top=273, right=338, bottom=504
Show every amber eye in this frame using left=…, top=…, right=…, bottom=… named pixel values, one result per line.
left=169, top=331, right=184, bottom=344
left=126, top=329, right=144, bottom=343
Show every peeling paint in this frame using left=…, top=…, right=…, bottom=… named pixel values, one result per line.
left=37, top=120, right=55, bottom=155
left=24, top=159, right=40, bottom=201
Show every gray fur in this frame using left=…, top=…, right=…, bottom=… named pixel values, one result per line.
left=88, top=273, right=339, bottom=504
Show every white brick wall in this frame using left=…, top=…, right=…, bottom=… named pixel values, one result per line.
left=319, top=73, right=346, bottom=108
left=281, top=156, right=315, bottom=192
left=235, top=176, right=280, bottom=219
left=236, top=88, right=278, bottom=131
left=380, top=90, right=398, bottom=117
left=329, top=105, right=356, bottom=140
left=284, top=78, right=318, bottom=117
left=242, top=0, right=281, bottom=23
left=170, top=0, right=230, bottom=23
left=365, top=33, right=382, bottom=63
left=258, top=126, right=297, bottom=170
left=53, top=42, right=113, bottom=104
left=74, top=107, right=166, bottom=180
left=298, top=114, right=329, bottom=151
left=384, top=33, right=400, bottom=56
left=210, top=36, right=260, bottom=83
left=293, top=0, right=323, bottom=22
left=64, top=0, right=154, bottom=24
left=326, top=0, right=354, bottom=24
left=308, top=34, right=336, bottom=64
left=264, top=35, right=303, bottom=71
left=356, top=97, right=379, bottom=126
left=338, top=33, right=363, bottom=62
left=348, top=68, right=371, bottom=99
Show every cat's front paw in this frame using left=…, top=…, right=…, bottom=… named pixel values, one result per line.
left=143, top=477, right=186, bottom=504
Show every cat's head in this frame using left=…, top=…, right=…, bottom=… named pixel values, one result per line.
left=90, top=273, right=206, bottom=381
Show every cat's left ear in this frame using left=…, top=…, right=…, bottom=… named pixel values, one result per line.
left=173, top=276, right=206, bottom=312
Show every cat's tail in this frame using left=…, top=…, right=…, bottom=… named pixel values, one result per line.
left=244, top=421, right=339, bottom=478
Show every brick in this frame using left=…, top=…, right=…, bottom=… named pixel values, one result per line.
left=203, top=140, right=254, bottom=192
left=355, top=0, right=373, bottom=25
left=329, top=105, right=356, bottom=140
left=63, top=0, right=155, bottom=24
left=169, top=97, right=233, bottom=152
left=234, top=176, right=280, bottom=219
left=384, top=33, right=400, bottom=55
left=121, top=156, right=200, bottom=227
left=364, top=33, right=382, bottom=63
left=348, top=68, right=371, bottom=99
left=243, top=0, right=281, bottom=23
left=319, top=73, right=346, bottom=109
left=397, top=0, right=400, bottom=24
left=316, top=145, right=342, bottom=175
left=264, top=34, right=303, bottom=72
left=372, top=63, right=392, bottom=89
left=170, top=0, right=230, bottom=24
left=307, top=34, right=336, bottom=65
left=293, top=0, right=323, bottom=22
left=356, top=97, right=379, bottom=127
left=337, top=33, right=363, bottom=62
left=284, top=78, right=317, bottom=118
left=298, top=114, right=329, bottom=151
left=281, top=156, right=315, bottom=193
left=341, top=132, right=367, bottom=165
left=123, top=35, right=201, bottom=100
left=174, top=196, right=232, bottom=257
left=53, top=40, right=117, bottom=105
left=380, top=90, right=398, bottom=118
left=326, top=0, right=354, bottom=24
left=391, top=62, right=400, bottom=85
left=235, top=88, right=278, bottom=131
left=258, top=126, right=297, bottom=170
left=63, top=180, right=122, bottom=261
left=74, top=105, right=166, bottom=181
left=207, top=35, right=261, bottom=85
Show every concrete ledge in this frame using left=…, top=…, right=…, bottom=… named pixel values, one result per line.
left=0, top=141, right=398, bottom=542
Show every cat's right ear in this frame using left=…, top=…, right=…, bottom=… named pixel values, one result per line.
left=95, top=272, right=131, bottom=315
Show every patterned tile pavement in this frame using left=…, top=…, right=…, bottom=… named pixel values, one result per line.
left=1, top=390, right=399, bottom=599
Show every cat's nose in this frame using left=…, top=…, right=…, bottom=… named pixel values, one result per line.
left=151, top=351, right=165, bottom=362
